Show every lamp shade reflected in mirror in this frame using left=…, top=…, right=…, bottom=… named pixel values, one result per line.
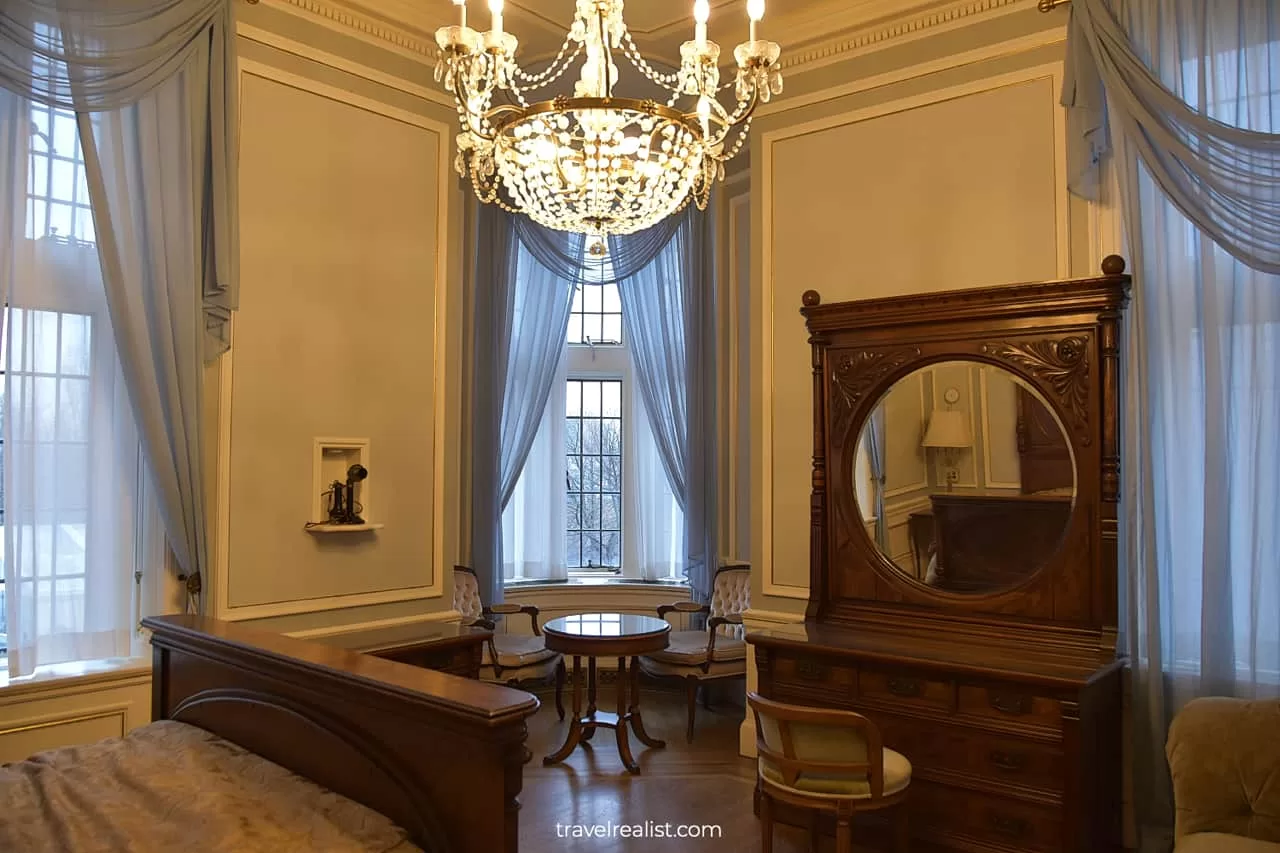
left=852, top=360, right=1076, bottom=594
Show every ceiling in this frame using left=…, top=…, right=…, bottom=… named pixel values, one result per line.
left=341, top=0, right=966, bottom=67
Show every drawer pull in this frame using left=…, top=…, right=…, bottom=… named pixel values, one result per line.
left=988, top=750, right=1028, bottom=772
left=989, top=815, right=1028, bottom=838
left=795, top=660, right=829, bottom=681
left=989, top=692, right=1032, bottom=715
left=886, top=677, right=922, bottom=697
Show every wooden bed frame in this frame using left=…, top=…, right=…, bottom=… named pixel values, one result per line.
left=144, top=614, right=539, bottom=853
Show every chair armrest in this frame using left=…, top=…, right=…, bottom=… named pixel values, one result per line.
left=657, top=601, right=710, bottom=620
left=484, top=603, right=543, bottom=635
left=461, top=616, right=497, bottom=631
left=706, top=614, right=744, bottom=657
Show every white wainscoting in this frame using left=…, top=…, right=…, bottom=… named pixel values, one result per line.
left=0, top=665, right=151, bottom=764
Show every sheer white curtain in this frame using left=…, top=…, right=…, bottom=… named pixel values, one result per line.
left=624, top=376, right=684, bottom=581
left=502, top=359, right=567, bottom=583
left=1080, top=3, right=1280, bottom=849
left=0, top=89, right=165, bottom=677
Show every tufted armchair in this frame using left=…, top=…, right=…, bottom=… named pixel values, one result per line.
left=452, top=566, right=565, bottom=719
left=1166, top=697, right=1280, bottom=853
left=637, top=562, right=750, bottom=742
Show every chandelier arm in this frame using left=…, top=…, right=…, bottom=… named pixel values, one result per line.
left=452, top=73, right=499, bottom=142
left=722, top=80, right=762, bottom=128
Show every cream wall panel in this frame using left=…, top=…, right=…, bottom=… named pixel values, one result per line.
left=758, top=67, right=1066, bottom=601
left=882, top=373, right=927, bottom=496
left=0, top=669, right=150, bottom=764
left=981, top=366, right=1022, bottom=488
left=226, top=66, right=445, bottom=613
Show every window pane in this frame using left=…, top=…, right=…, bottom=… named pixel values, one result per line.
left=52, top=113, right=77, bottom=158
left=602, top=417, right=621, bottom=453
left=56, top=443, right=87, bottom=514
left=57, top=378, right=89, bottom=442
left=566, top=314, right=583, bottom=345
left=582, top=314, right=602, bottom=343
left=583, top=419, right=601, bottom=454
left=601, top=455, right=621, bottom=492
left=582, top=456, right=600, bottom=492
left=602, top=382, right=621, bottom=417
left=602, top=314, right=622, bottom=343
left=602, top=494, right=620, bottom=531
left=33, top=375, right=57, bottom=440
left=60, top=312, right=91, bottom=376
left=33, top=311, right=59, bottom=373
left=602, top=282, right=621, bottom=313
left=566, top=381, right=581, bottom=416
left=51, top=159, right=74, bottom=203
left=74, top=168, right=90, bottom=206
left=566, top=455, right=581, bottom=491
left=30, top=109, right=50, bottom=151
left=583, top=284, right=602, bottom=313
left=581, top=530, right=601, bottom=567
left=565, top=532, right=581, bottom=568
left=29, top=155, right=48, bottom=197
left=582, top=382, right=601, bottom=417
left=565, top=418, right=581, bottom=453
left=48, top=202, right=73, bottom=238
left=27, top=198, right=46, bottom=239
left=601, top=532, right=620, bottom=568
left=74, top=208, right=94, bottom=244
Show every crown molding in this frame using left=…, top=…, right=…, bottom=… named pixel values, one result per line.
left=250, top=0, right=1038, bottom=77
left=779, top=0, right=1034, bottom=76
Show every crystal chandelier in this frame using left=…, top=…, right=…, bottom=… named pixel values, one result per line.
left=435, top=0, right=782, bottom=238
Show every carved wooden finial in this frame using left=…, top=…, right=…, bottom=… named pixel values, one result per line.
left=801, top=290, right=821, bottom=307
left=1101, top=255, right=1126, bottom=275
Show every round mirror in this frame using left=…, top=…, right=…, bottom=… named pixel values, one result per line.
left=852, top=360, right=1076, bottom=594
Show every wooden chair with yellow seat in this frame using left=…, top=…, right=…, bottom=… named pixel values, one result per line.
left=748, top=692, right=912, bottom=853
left=452, top=565, right=565, bottom=719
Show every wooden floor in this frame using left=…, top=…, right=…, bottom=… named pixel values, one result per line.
left=520, top=678, right=818, bottom=852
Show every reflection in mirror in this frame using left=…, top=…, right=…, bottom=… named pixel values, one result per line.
left=853, top=361, right=1075, bottom=594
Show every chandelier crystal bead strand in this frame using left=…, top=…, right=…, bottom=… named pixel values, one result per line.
left=435, top=0, right=781, bottom=238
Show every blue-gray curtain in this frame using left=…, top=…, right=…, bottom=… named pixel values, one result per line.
left=470, top=204, right=579, bottom=605
left=616, top=208, right=718, bottom=603
left=1065, top=3, right=1280, bottom=851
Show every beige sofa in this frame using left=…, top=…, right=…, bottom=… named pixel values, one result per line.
left=1166, top=697, right=1280, bottom=853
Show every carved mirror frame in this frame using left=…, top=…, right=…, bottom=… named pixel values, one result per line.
left=800, top=258, right=1130, bottom=660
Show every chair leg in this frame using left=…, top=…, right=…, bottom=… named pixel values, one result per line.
left=685, top=677, right=699, bottom=743
left=834, top=805, right=853, bottom=853
left=759, top=790, right=773, bottom=853
left=808, top=811, right=821, bottom=853
left=554, top=658, right=566, bottom=721
left=894, top=799, right=910, bottom=853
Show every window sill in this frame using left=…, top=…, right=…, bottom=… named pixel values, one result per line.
left=0, top=656, right=150, bottom=697
left=503, top=577, right=689, bottom=593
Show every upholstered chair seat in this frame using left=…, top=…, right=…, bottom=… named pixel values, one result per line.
left=1167, top=697, right=1280, bottom=853
left=453, top=566, right=565, bottom=721
left=637, top=561, right=751, bottom=742
left=750, top=692, right=911, bottom=853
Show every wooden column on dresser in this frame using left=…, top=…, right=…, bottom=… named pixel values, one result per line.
left=749, top=258, right=1131, bottom=853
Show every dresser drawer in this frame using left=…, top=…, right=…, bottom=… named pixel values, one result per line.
left=770, top=655, right=857, bottom=696
left=912, top=780, right=1063, bottom=853
left=858, top=667, right=953, bottom=712
left=871, top=713, right=1064, bottom=794
left=957, top=684, right=1062, bottom=730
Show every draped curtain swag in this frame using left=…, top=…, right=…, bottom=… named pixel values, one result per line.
left=0, top=0, right=239, bottom=611
left=1064, top=3, right=1280, bottom=852
left=1064, top=0, right=1280, bottom=274
left=513, top=210, right=684, bottom=287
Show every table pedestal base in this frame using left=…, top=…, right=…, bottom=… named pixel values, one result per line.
left=543, top=654, right=665, bottom=774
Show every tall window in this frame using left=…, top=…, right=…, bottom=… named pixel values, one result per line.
left=503, top=263, right=682, bottom=583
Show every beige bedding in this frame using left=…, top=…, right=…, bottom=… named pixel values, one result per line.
left=0, top=720, right=423, bottom=853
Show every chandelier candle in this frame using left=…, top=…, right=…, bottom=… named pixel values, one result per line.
left=434, top=0, right=782, bottom=239
left=453, top=0, right=466, bottom=28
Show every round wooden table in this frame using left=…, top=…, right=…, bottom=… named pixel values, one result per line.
left=541, top=613, right=670, bottom=774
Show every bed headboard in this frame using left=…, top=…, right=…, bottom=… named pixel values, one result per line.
left=144, top=615, right=538, bottom=853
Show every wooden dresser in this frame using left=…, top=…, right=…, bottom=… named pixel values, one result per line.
left=749, top=259, right=1131, bottom=853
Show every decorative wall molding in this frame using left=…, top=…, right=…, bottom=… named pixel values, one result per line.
left=756, top=63, right=1070, bottom=606
left=211, top=58, right=452, bottom=622
left=286, top=609, right=464, bottom=640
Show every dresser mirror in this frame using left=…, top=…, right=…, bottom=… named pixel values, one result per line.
left=853, top=359, right=1076, bottom=594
